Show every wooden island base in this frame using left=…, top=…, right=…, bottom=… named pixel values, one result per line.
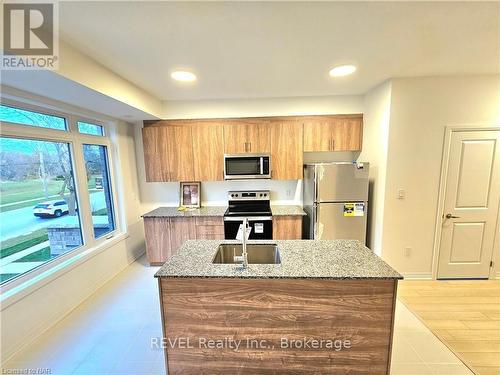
left=158, top=278, right=398, bottom=374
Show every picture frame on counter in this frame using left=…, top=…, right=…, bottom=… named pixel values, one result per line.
left=180, top=181, right=201, bottom=208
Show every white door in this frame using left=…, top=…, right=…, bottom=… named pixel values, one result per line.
left=437, top=130, right=500, bottom=279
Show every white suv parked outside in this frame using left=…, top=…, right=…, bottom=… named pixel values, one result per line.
left=33, top=200, right=69, bottom=218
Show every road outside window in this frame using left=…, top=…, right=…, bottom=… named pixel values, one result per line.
left=82, top=144, right=115, bottom=238
left=0, top=137, right=83, bottom=284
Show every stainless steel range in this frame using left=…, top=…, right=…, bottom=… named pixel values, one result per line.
left=224, top=190, right=273, bottom=240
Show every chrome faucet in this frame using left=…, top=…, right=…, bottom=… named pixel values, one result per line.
left=234, top=217, right=249, bottom=268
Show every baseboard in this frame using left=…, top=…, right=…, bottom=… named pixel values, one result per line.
left=401, top=272, right=433, bottom=280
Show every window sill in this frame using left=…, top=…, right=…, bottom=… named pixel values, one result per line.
left=0, top=232, right=129, bottom=310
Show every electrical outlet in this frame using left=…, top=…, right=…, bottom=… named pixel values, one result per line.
left=286, top=189, right=292, bottom=197
left=403, top=247, right=412, bottom=257
left=397, top=189, right=406, bottom=200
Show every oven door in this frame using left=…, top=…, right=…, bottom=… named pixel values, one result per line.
left=224, top=216, right=273, bottom=240
left=224, top=155, right=270, bottom=180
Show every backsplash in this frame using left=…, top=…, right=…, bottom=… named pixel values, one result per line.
left=139, top=179, right=302, bottom=212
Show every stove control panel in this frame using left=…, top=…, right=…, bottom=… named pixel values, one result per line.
left=228, top=190, right=270, bottom=201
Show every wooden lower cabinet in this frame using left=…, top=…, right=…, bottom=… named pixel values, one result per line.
left=273, top=216, right=302, bottom=240
left=144, top=217, right=172, bottom=265
left=169, top=218, right=197, bottom=255
left=145, top=216, right=306, bottom=264
left=144, top=216, right=224, bottom=265
left=196, top=225, right=224, bottom=240
left=195, top=217, right=224, bottom=240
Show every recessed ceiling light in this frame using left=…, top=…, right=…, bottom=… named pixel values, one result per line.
left=329, top=65, right=357, bottom=77
left=171, top=71, right=197, bottom=82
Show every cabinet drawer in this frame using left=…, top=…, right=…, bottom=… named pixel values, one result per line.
left=196, top=225, right=224, bottom=239
left=195, top=217, right=224, bottom=226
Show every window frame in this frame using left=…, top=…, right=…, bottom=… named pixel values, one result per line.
left=0, top=98, right=122, bottom=291
left=77, top=119, right=106, bottom=137
left=82, top=143, right=117, bottom=239
left=0, top=101, right=70, bottom=131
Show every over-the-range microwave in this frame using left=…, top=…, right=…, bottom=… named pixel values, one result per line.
left=224, top=154, right=271, bottom=180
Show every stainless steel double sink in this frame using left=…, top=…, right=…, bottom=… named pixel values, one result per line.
left=212, top=243, right=281, bottom=264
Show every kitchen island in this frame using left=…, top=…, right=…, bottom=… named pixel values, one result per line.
left=155, top=240, right=402, bottom=374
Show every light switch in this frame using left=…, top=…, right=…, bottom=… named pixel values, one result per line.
left=397, top=189, right=406, bottom=200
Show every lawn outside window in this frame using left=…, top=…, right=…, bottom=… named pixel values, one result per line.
left=0, top=98, right=121, bottom=288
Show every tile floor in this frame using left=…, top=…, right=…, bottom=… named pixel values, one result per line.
left=2, top=257, right=475, bottom=374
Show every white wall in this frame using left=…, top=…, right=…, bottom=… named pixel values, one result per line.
left=1, top=120, right=146, bottom=361
left=380, top=75, right=500, bottom=278
left=135, top=96, right=364, bottom=213
left=162, top=95, right=363, bottom=119
left=359, top=80, right=392, bottom=255
left=57, top=41, right=163, bottom=118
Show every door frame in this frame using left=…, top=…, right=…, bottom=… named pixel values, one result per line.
left=431, top=124, right=500, bottom=280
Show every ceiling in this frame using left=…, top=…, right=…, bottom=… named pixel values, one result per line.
left=59, top=1, right=500, bottom=101
left=1, top=70, right=158, bottom=121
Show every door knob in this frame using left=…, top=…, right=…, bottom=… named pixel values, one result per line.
left=445, top=214, right=460, bottom=219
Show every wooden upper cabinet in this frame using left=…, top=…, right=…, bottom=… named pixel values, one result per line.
left=270, top=121, right=303, bottom=180
left=334, top=117, right=363, bottom=151
left=165, top=125, right=195, bottom=181
left=143, top=115, right=363, bottom=183
left=303, top=115, right=363, bottom=152
left=192, top=123, right=224, bottom=181
left=224, top=121, right=271, bottom=154
left=246, top=122, right=271, bottom=153
left=303, top=119, right=333, bottom=152
left=142, top=122, right=195, bottom=182
left=142, top=126, right=170, bottom=182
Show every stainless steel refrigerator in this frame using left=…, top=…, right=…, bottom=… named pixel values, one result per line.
left=303, top=162, right=369, bottom=243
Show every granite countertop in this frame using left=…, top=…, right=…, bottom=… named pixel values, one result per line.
left=271, top=205, right=306, bottom=216
left=142, top=206, right=227, bottom=218
left=155, top=239, right=403, bottom=280
left=143, top=205, right=306, bottom=218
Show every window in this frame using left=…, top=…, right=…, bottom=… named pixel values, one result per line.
left=0, top=137, right=83, bottom=284
left=83, top=144, right=115, bottom=238
left=77, top=121, right=104, bottom=136
left=0, top=104, right=67, bottom=131
left=0, top=100, right=119, bottom=287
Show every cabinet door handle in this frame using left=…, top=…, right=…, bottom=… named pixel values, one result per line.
left=244, top=142, right=248, bottom=152
left=249, top=142, right=252, bottom=152
left=331, top=139, right=335, bottom=151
